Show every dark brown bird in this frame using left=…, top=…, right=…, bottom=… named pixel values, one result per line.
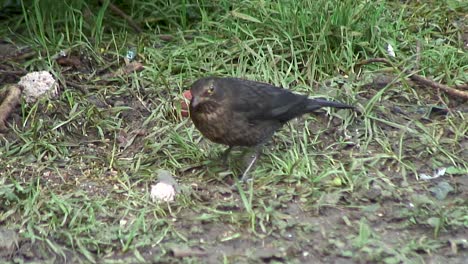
left=189, top=77, right=354, bottom=180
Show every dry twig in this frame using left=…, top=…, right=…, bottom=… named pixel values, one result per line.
left=355, top=58, right=468, bottom=100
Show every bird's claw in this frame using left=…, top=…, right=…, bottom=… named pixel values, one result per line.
left=239, top=153, right=258, bottom=182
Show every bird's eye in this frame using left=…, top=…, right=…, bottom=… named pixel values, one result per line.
left=206, top=86, right=215, bottom=95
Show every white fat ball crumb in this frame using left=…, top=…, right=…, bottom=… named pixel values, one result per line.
left=151, top=182, right=176, bottom=202
left=18, top=71, right=58, bottom=103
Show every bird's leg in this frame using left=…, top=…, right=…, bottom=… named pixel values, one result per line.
left=220, top=146, right=233, bottom=165
left=240, top=145, right=262, bottom=182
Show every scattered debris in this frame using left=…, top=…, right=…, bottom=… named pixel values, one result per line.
left=18, top=71, right=58, bottom=103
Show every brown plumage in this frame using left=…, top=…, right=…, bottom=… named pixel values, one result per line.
left=189, top=77, right=354, bottom=180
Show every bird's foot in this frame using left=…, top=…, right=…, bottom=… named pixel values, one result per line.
left=229, top=177, right=253, bottom=191
left=239, top=153, right=258, bottom=182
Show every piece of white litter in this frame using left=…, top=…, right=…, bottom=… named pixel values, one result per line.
left=420, top=167, right=447, bottom=181
left=387, top=43, right=396, bottom=57
left=18, top=71, right=58, bottom=103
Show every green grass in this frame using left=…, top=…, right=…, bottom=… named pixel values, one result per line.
left=1, top=0, right=467, bottom=263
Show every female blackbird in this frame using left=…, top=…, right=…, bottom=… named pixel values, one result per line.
left=189, top=77, right=353, bottom=180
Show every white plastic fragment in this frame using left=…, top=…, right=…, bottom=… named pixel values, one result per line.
left=18, top=71, right=58, bottom=103
left=387, top=43, right=396, bottom=57
left=420, top=167, right=447, bottom=181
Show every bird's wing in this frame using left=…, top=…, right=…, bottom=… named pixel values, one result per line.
left=227, top=79, right=309, bottom=122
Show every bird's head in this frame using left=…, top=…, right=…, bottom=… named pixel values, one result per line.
left=189, top=77, right=226, bottom=110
